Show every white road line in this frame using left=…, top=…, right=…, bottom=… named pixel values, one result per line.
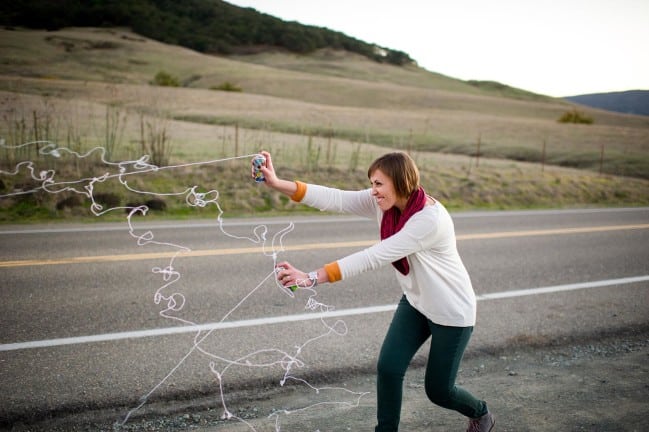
left=1, top=207, right=646, bottom=234
left=475, top=275, right=649, bottom=300
left=1, top=275, right=647, bottom=352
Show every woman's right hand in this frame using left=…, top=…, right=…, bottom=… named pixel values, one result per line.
left=252, top=150, right=277, bottom=187
left=252, top=150, right=299, bottom=197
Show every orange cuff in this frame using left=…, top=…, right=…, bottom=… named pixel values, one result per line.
left=290, top=181, right=307, bottom=202
left=324, top=261, right=342, bottom=283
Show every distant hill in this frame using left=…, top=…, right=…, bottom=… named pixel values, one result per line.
left=1, top=26, right=648, bottom=185
left=564, top=90, right=649, bottom=116
left=0, top=0, right=414, bottom=66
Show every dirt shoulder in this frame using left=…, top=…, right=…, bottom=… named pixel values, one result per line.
left=9, top=326, right=648, bottom=432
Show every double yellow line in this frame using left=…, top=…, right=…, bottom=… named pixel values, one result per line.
left=1, top=224, right=647, bottom=268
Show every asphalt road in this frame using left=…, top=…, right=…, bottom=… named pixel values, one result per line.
left=1, top=207, right=648, bottom=428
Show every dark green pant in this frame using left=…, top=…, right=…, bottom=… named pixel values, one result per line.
left=375, top=295, right=487, bottom=431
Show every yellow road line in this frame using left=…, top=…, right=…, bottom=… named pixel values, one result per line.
left=456, top=223, right=649, bottom=240
left=1, top=224, right=647, bottom=268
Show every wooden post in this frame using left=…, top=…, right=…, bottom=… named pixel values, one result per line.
left=476, top=134, right=481, bottom=167
left=139, top=114, right=145, bottom=155
left=326, top=124, right=333, bottom=166
left=32, top=110, right=39, bottom=156
left=541, top=139, right=547, bottom=173
left=235, top=122, right=239, bottom=156
left=599, top=144, right=605, bottom=175
left=221, top=124, right=226, bottom=157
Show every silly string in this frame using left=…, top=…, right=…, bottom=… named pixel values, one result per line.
left=0, top=140, right=368, bottom=431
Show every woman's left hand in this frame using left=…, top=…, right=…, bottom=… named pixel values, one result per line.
left=275, top=261, right=308, bottom=289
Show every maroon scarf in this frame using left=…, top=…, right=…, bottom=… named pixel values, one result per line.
left=380, top=186, right=427, bottom=275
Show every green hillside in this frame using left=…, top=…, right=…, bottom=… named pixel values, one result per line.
left=0, top=0, right=413, bottom=65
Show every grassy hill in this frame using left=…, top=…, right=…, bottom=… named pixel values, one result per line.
left=565, top=90, right=649, bottom=117
left=0, top=0, right=414, bottom=65
left=0, top=27, right=648, bottom=221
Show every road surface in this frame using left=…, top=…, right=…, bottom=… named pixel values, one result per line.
left=1, top=207, right=648, bottom=430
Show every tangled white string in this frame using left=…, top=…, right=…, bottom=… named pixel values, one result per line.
left=0, top=140, right=368, bottom=431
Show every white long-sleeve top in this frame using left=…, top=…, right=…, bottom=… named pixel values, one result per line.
left=297, top=182, right=476, bottom=327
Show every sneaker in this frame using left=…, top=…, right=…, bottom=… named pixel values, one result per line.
left=466, top=412, right=495, bottom=432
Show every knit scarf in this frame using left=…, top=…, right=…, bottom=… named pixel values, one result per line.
left=380, top=186, right=427, bottom=275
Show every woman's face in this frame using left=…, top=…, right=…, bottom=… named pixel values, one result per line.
left=370, top=169, right=407, bottom=212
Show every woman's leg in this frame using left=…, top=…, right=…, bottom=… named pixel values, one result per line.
left=424, top=322, right=488, bottom=419
left=375, top=296, right=430, bottom=432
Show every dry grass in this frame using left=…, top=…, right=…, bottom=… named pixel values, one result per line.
left=1, top=27, right=648, bottom=221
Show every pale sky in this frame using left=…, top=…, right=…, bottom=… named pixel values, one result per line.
left=226, top=0, right=649, bottom=97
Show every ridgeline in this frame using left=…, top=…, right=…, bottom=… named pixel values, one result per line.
left=0, top=0, right=414, bottom=66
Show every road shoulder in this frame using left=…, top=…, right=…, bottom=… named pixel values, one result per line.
left=9, top=326, right=648, bottom=432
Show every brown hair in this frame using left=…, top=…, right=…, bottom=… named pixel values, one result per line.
left=367, top=152, right=420, bottom=198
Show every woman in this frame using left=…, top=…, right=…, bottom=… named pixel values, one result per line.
left=254, top=150, right=495, bottom=432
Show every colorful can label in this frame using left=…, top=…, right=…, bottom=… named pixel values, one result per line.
left=253, top=155, right=266, bottom=183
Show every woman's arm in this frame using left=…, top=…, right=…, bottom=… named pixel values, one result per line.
left=255, top=150, right=377, bottom=218
left=275, top=212, right=438, bottom=287
left=334, top=209, right=441, bottom=280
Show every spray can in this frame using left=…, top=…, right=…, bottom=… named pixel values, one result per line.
left=252, top=154, right=266, bottom=183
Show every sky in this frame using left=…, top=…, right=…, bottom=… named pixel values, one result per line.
left=226, top=0, right=649, bottom=97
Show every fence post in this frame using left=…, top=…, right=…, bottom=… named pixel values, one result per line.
left=235, top=122, right=239, bottom=156
left=326, top=124, right=332, bottom=166
left=32, top=110, right=40, bottom=156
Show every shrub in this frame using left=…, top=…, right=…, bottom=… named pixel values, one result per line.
left=210, top=81, right=242, bottom=92
left=56, top=195, right=82, bottom=210
left=145, top=198, right=167, bottom=211
left=94, top=192, right=120, bottom=208
left=558, top=109, right=593, bottom=124
left=151, top=71, right=180, bottom=87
